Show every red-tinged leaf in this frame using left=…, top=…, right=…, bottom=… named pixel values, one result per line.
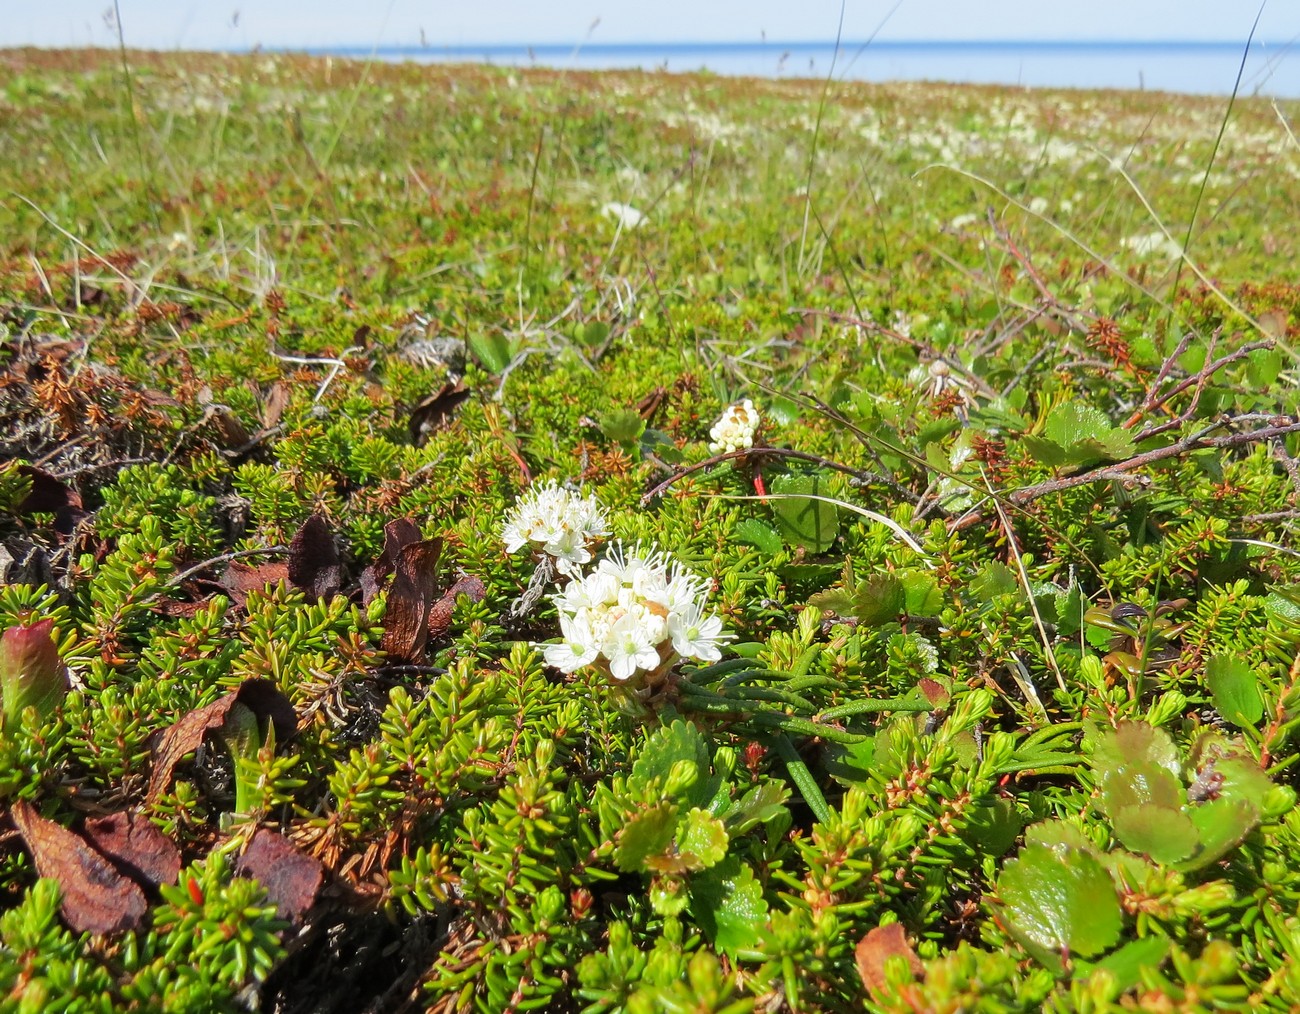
left=236, top=828, right=324, bottom=924
left=11, top=801, right=147, bottom=934
left=16, top=465, right=85, bottom=537
left=360, top=518, right=422, bottom=605
left=855, top=922, right=924, bottom=1001
left=220, top=559, right=290, bottom=609
left=147, top=680, right=297, bottom=805
left=288, top=514, right=342, bottom=602
left=83, top=811, right=181, bottom=888
left=427, top=575, right=487, bottom=641
left=380, top=538, right=443, bottom=662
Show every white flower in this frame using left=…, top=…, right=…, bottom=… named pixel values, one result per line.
left=708, top=400, right=761, bottom=454
left=543, top=611, right=600, bottom=672
left=540, top=543, right=731, bottom=683
left=502, top=481, right=609, bottom=578
left=601, top=201, right=646, bottom=229
left=667, top=602, right=725, bottom=663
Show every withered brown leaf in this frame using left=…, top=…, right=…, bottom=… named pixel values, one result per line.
left=236, top=827, right=325, bottom=924
left=427, top=575, right=487, bottom=641
left=11, top=801, right=147, bottom=934
left=855, top=922, right=924, bottom=1001
left=147, top=680, right=297, bottom=806
left=83, top=811, right=182, bottom=889
left=220, top=559, right=291, bottom=609
left=360, top=518, right=422, bottom=606
left=288, top=514, right=342, bottom=601
left=379, top=537, right=443, bottom=662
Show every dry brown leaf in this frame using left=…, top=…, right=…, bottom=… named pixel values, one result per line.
left=855, top=922, right=924, bottom=1001
left=83, top=811, right=182, bottom=889
left=261, top=380, right=292, bottom=428
left=427, top=574, right=487, bottom=641
left=236, top=828, right=325, bottom=924
left=408, top=380, right=470, bottom=446
left=220, top=559, right=290, bottom=609
left=147, top=680, right=297, bottom=806
left=288, top=514, right=342, bottom=602
left=379, top=538, right=443, bottom=662
left=360, top=518, right=422, bottom=606
left=11, top=801, right=147, bottom=934
left=16, top=464, right=85, bottom=537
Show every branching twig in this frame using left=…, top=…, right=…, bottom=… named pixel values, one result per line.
left=1125, top=334, right=1273, bottom=438
left=951, top=416, right=1300, bottom=532
left=164, top=546, right=289, bottom=589
left=639, top=446, right=919, bottom=507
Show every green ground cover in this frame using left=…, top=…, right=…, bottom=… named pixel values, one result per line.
left=3, top=46, right=1300, bottom=1011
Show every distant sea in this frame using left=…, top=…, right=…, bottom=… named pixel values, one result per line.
left=308, top=40, right=1300, bottom=98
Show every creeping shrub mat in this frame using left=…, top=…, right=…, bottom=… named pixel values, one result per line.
left=3, top=47, right=1300, bottom=1011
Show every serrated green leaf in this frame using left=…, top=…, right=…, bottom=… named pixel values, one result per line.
left=898, top=570, right=944, bottom=616
left=852, top=573, right=906, bottom=626
left=1111, top=804, right=1198, bottom=863
left=1178, top=797, right=1258, bottom=872
left=663, top=808, right=728, bottom=872
left=690, top=857, right=768, bottom=956
left=1023, top=402, right=1135, bottom=468
left=630, top=720, right=710, bottom=803
left=734, top=518, right=784, bottom=555
left=998, top=841, right=1122, bottom=963
left=466, top=331, right=512, bottom=373
left=614, top=802, right=680, bottom=872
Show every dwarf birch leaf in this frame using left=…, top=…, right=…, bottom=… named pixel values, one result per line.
left=998, top=841, right=1122, bottom=961
left=1111, top=805, right=1198, bottom=863
left=899, top=570, right=944, bottom=616
left=1023, top=402, right=1135, bottom=468
left=614, top=802, right=679, bottom=872
left=1205, top=655, right=1264, bottom=727
left=769, top=473, right=839, bottom=553
left=630, top=720, right=709, bottom=799
left=466, top=332, right=512, bottom=373
left=1179, top=797, right=1259, bottom=871
left=655, top=808, right=727, bottom=873
left=690, top=858, right=768, bottom=957
left=851, top=573, right=905, bottom=626
left=1088, top=937, right=1172, bottom=994
left=734, top=518, right=784, bottom=555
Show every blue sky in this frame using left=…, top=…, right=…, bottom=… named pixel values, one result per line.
left=12, top=1, right=1293, bottom=49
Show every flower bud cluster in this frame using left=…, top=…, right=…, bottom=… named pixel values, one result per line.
left=501, top=481, right=610, bottom=578
left=708, top=399, right=761, bottom=454
left=543, top=544, right=729, bottom=682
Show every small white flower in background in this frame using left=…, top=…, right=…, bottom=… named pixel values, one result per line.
left=708, top=399, right=761, bottom=454
left=600, top=201, right=646, bottom=229
left=501, top=481, right=610, bottom=578
left=542, top=544, right=730, bottom=683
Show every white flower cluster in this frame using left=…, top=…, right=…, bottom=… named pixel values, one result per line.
left=543, top=544, right=729, bottom=682
left=708, top=399, right=761, bottom=454
left=501, top=481, right=610, bottom=578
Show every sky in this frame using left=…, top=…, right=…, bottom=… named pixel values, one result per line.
left=10, top=1, right=1295, bottom=50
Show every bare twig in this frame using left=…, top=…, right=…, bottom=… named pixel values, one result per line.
left=1125, top=334, right=1273, bottom=438
left=951, top=416, right=1300, bottom=532
left=164, top=546, right=289, bottom=589
left=639, top=446, right=921, bottom=508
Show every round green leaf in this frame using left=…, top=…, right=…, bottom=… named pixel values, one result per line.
left=1205, top=656, right=1264, bottom=727
left=998, top=842, right=1123, bottom=961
